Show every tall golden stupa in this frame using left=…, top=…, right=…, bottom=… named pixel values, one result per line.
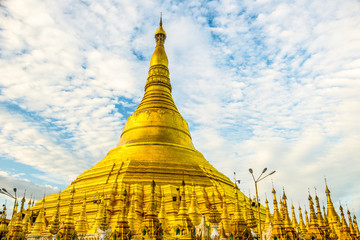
left=3, top=17, right=260, bottom=240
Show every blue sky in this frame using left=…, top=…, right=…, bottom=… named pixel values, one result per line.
left=1, top=0, right=360, bottom=219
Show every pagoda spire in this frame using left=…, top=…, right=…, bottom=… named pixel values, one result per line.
left=269, top=187, right=285, bottom=239
left=246, top=195, right=257, bottom=229
left=64, top=187, right=75, bottom=224
left=19, top=192, right=26, bottom=213
left=314, top=191, right=329, bottom=238
left=158, top=190, right=168, bottom=232
left=324, top=179, right=341, bottom=235
left=29, top=196, right=47, bottom=235
left=279, top=198, right=284, bottom=222
left=314, top=191, right=325, bottom=228
left=188, top=184, right=201, bottom=226
left=142, top=180, right=162, bottom=239
left=177, top=181, right=189, bottom=218
left=7, top=212, right=24, bottom=240
left=75, top=193, right=88, bottom=234
left=305, top=208, right=310, bottom=230
left=339, top=204, right=352, bottom=238
left=91, top=193, right=106, bottom=233
left=220, top=193, right=230, bottom=234
left=298, top=205, right=307, bottom=235
left=263, top=197, right=272, bottom=231
left=353, top=215, right=360, bottom=237
left=272, top=188, right=283, bottom=226
left=291, top=204, right=298, bottom=230
left=230, top=184, right=251, bottom=238
left=322, top=204, right=333, bottom=239
left=305, top=193, right=324, bottom=239
left=322, top=205, right=328, bottom=225
left=47, top=193, right=61, bottom=235
left=112, top=189, right=131, bottom=240
left=175, top=181, right=194, bottom=237
left=208, top=191, right=221, bottom=240
left=242, top=195, right=248, bottom=223
left=0, top=204, right=8, bottom=238
left=281, top=189, right=292, bottom=228
left=58, top=186, right=76, bottom=240
left=127, top=189, right=136, bottom=232
left=22, top=199, right=32, bottom=235
left=281, top=189, right=297, bottom=238
left=27, top=195, right=32, bottom=210
left=347, top=209, right=356, bottom=238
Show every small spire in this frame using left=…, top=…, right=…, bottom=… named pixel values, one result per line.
left=298, top=205, right=307, bottom=234
left=158, top=189, right=167, bottom=225
left=127, top=188, right=136, bottom=231
left=353, top=215, right=360, bottom=236
left=208, top=191, right=221, bottom=224
left=347, top=209, right=356, bottom=235
left=339, top=203, right=352, bottom=236
left=160, top=12, right=162, bottom=26
left=264, top=196, right=272, bottom=231
left=282, top=186, right=287, bottom=200
left=291, top=204, right=298, bottom=229
left=188, top=184, right=201, bottom=226
left=325, top=177, right=331, bottom=195
left=47, top=193, right=61, bottom=235
left=305, top=208, right=309, bottom=229
left=75, top=193, right=88, bottom=234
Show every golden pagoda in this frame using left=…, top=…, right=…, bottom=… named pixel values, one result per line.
left=19, top=17, right=263, bottom=240
left=0, top=204, right=8, bottom=239
left=298, top=205, right=308, bottom=237
left=268, top=187, right=285, bottom=239
left=325, top=180, right=342, bottom=236
left=304, top=193, right=325, bottom=239
left=281, top=189, right=297, bottom=239
left=339, top=205, right=352, bottom=240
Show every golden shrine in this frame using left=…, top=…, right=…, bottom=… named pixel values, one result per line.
left=1, top=18, right=360, bottom=240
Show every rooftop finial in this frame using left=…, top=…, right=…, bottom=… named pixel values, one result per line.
left=160, top=12, right=162, bottom=27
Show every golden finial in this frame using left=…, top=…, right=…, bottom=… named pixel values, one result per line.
left=324, top=177, right=331, bottom=195
left=155, top=14, right=166, bottom=39
left=282, top=186, right=287, bottom=200
left=150, top=15, right=168, bottom=67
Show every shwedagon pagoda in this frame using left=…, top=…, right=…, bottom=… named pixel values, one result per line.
left=0, top=18, right=359, bottom=240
